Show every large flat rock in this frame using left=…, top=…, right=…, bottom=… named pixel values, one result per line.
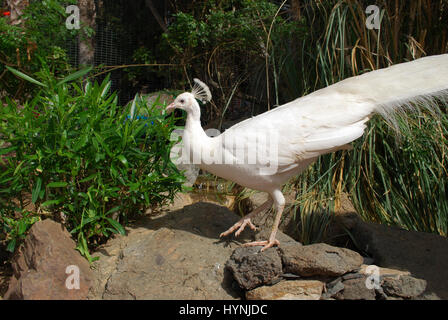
left=279, top=242, right=363, bottom=277
left=89, top=202, right=296, bottom=300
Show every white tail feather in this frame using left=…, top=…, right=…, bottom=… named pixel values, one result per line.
left=328, top=54, right=448, bottom=128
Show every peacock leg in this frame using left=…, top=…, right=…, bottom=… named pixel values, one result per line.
left=242, top=189, right=285, bottom=251
left=219, top=197, right=273, bottom=238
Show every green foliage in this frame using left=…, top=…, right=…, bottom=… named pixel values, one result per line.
left=284, top=0, right=448, bottom=239
left=159, top=0, right=306, bottom=123
left=347, top=113, right=448, bottom=236
left=1, top=210, right=40, bottom=253
left=0, top=65, right=185, bottom=261
left=0, top=0, right=84, bottom=98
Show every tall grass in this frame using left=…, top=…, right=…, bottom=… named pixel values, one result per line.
left=277, top=0, right=448, bottom=240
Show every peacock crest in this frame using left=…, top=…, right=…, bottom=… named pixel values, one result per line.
left=191, top=78, right=212, bottom=103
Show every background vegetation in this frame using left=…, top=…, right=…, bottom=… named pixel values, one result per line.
left=0, top=64, right=184, bottom=261
left=0, top=0, right=447, bottom=260
left=0, top=0, right=86, bottom=99
left=284, top=0, right=448, bottom=241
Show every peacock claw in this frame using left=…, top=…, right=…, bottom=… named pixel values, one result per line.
left=243, top=239, right=280, bottom=252
left=220, top=217, right=257, bottom=238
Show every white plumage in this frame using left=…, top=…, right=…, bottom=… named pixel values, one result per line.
left=166, top=54, right=448, bottom=251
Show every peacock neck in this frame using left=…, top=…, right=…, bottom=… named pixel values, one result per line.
left=184, top=100, right=205, bottom=134
left=183, top=108, right=214, bottom=167
left=185, top=110, right=210, bottom=142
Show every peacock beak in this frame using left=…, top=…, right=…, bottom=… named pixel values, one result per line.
left=166, top=103, right=176, bottom=114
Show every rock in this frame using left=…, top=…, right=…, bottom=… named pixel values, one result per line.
left=246, top=280, right=324, bottom=300
left=225, top=247, right=282, bottom=291
left=144, top=93, right=174, bottom=107
left=102, top=227, right=240, bottom=299
left=342, top=272, right=365, bottom=281
left=279, top=242, right=363, bottom=277
left=160, top=192, right=193, bottom=212
left=281, top=273, right=301, bottom=280
left=381, top=275, right=427, bottom=299
left=358, top=264, right=411, bottom=278
left=374, top=287, right=388, bottom=300
left=89, top=202, right=296, bottom=299
left=416, top=292, right=441, bottom=300
left=322, top=279, right=344, bottom=299
left=338, top=212, right=448, bottom=299
left=129, top=92, right=174, bottom=112
left=339, top=277, right=376, bottom=300
left=5, top=219, right=92, bottom=300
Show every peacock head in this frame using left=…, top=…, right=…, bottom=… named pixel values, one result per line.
left=166, top=92, right=198, bottom=114
left=166, top=79, right=212, bottom=116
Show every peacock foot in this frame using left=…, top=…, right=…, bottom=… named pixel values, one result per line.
left=242, top=239, right=280, bottom=252
left=219, top=217, right=258, bottom=238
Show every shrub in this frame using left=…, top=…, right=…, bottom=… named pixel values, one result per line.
left=159, top=0, right=306, bottom=123
left=0, top=0, right=84, bottom=98
left=0, top=65, right=185, bottom=261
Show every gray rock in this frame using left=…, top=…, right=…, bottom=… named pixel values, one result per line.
left=337, top=213, right=448, bottom=299
left=340, top=277, right=376, bottom=300
left=226, top=246, right=283, bottom=291
left=375, top=287, right=388, bottom=300
left=5, top=219, right=92, bottom=300
left=281, top=273, right=301, bottom=280
left=279, top=242, right=363, bottom=277
left=342, top=272, right=365, bottom=281
left=246, top=280, right=324, bottom=300
left=90, top=202, right=251, bottom=300
left=415, top=292, right=441, bottom=300
left=89, top=202, right=297, bottom=300
left=322, top=279, right=345, bottom=299
left=381, top=275, right=427, bottom=299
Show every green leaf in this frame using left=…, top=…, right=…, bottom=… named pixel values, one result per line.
left=101, top=81, right=112, bottom=98
left=41, top=199, right=62, bottom=207
left=93, top=132, right=112, bottom=156
left=69, top=216, right=99, bottom=233
left=13, top=161, right=25, bottom=175
left=32, top=177, right=42, bottom=203
left=47, top=181, right=68, bottom=188
left=105, top=206, right=121, bottom=215
left=6, top=239, right=16, bottom=253
left=5, top=66, right=47, bottom=87
left=18, top=221, right=28, bottom=235
left=95, top=153, right=105, bottom=162
left=73, top=135, right=88, bottom=151
left=79, top=174, right=97, bottom=183
left=56, top=66, right=93, bottom=86
left=105, top=217, right=126, bottom=235
left=117, top=155, right=129, bottom=167
left=0, top=146, right=17, bottom=156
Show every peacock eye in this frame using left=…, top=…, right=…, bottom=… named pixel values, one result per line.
left=180, top=99, right=185, bottom=104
